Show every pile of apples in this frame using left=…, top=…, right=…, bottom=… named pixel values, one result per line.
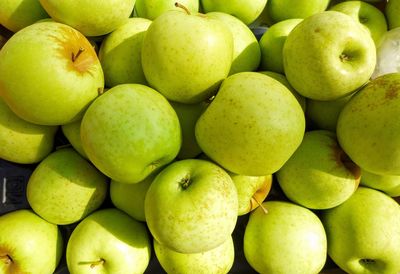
left=1, top=0, right=400, bottom=273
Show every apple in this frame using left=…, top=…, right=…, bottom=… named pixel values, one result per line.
left=61, top=118, right=87, bottom=159
left=321, top=187, right=400, bottom=274
left=0, top=97, right=58, bottom=164
left=81, top=84, right=181, bottom=184
left=329, top=0, right=388, bottom=45
left=99, top=17, right=151, bottom=88
left=26, top=148, right=108, bottom=225
left=0, top=209, right=63, bottom=274
left=142, top=6, right=233, bottom=104
left=200, top=0, right=268, bottom=25
left=244, top=201, right=327, bottom=274
left=195, top=72, right=305, bottom=176
left=0, top=0, right=49, bottom=32
left=283, top=11, right=376, bottom=101
left=206, top=12, right=261, bottom=75
left=259, top=19, right=302, bottom=74
left=66, top=208, right=151, bottom=274
left=0, top=21, right=104, bottom=126
left=277, top=130, right=360, bottom=209
left=145, top=159, right=238, bottom=253
left=266, top=0, right=330, bottom=24
left=154, top=236, right=234, bottom=274
left=135, top=0, right=199, bottom=20
left=39, top=0, right=135, bottom=36
left=386, top=0, right=400, bottom=29
left=372, top=27, right=400, bottom=79
left=361, top=169, right=400, bottom=197
left=337, top=73, right=400, bottom=175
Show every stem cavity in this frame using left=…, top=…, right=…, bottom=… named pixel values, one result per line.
left=0, top=255, right=12, bottom=264
left=72, top=47, right=85, bottom=62
left=90, top=258, right=105, bottom=268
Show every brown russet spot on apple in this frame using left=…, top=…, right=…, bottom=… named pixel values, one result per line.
left=385, top=84, right=400, bottom=100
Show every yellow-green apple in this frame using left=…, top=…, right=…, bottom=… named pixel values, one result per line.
left=39, top=0, right=135, bottom=36
left=266, top=0, right=330, bottom=24
left=321, top=187, right=400, bottom=274
left=207, top=12, right=261, bottom=75
left=372, top=27, right=400, bottom=79
left=329, top=1, right=387, bottom=45
left=66, top=208, right=151, bottom=274
left=141, top=6, right=233, bottom=103
left=26, top=148, right=108, bottom=225
left=135, top=0, right=199, bottom=20
left=283, top=11, right=376, bottom=100
left=195, top=72, right=305, bottom=176
left=361, top=169, right=400, bottom=197
left=0, top=210, right=63, bottom=274
left=145, top=159, right=238, bottom=253
left=61, top=119, right=87, bottom=158
left=259, top=19, right=302, bottom=74
left=244, top=201, right=327, bottom=274
left=99, top=17, right=151, bottom=88
left=337, top=73, right=400, bottom=175
left=0, top=97, right=57, bottom=164
left=0, top=21, right=104, bottom=125
left=386, top=0, right=400, bottom=29
left=80, top=84, right=181, bottom=184
left=154, top=236, right=234, bottom=274
left=277, top=130, right=360, bottom=209
left=0, top=0, right=49, bottom=32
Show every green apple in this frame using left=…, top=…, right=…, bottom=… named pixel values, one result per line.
left=0, top=210, right=63, bottom=274
left=99, top=17, right=151, bottom=88
left=0, top=0, right=49, bottom=32
left=283, top=11, right=376, bottom=101
left=154, top=236, right=234, bottom=274
left=244, top=201, right=327, bottom=274
left=0, top=21, right=104, bottom=125
left=259, top=19, right=302, bottom=74
left=135, top=0, right=199, bottom=20
left=201, top=0, right=267, bottom=25
left=145, top=159, right=238, bottom=253
left=361, top=169, right=400, bottom=197
left=207, top=12, right=261, bottom=75
left=61, top=118, right=87, bottom=158
left=277, top=130, right=360, bottom=209
left=329, top=1, right=387, bottom=45
left=26, top=148, right=108, bottom=225
left=337, top=73, right=400, bottom=175
left=266, top=0, right=330, bottom=24
left=306, top=92, right=354, bottom=132
left=230, top=173, right=272, bottom=215
left=81, top=84, right=181, bottom=184
left=142, top=7, right=233, bottom=103
left=386, top=0, right=400, bottom=29
left=195, top=72, right=305, bottom=176
left=0, top=97, right=58, bottom=164
left=321, top=187, right=400, bottom=274
left=66, top=208, right=151, bottom=274
left=39, top=0, right=135, bottom=36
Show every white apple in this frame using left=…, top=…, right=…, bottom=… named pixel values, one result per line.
left=135, top=0, right=199, bottom=20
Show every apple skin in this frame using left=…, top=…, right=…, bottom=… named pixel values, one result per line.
left=142, top=9, right=233, bottom=104
left=66, top=208, right=151, bottom=274
left=135, top=0, right=199, bottom=20
left=39, top=0, right=135, bottom=36
left=26, top=148, right=108, bottom=225
left=0, top=21, right=104, bottom=126
left=244, top=201, right=327, bottom=274
left=200, top=0, right=268, bottom=25
left=386, top=0, right=400, bottom=29
left=361, top=169, right=400, bottom=197
left=207, top=11, right=261, bottom=75
left=329, top=0, right=388, bottom=46
left=81, top=84, right=181, bottom=184
left=372, top=28, right=400, bottom=79
left=61, top=118, right=87, bottom=159
left=195, top=72, right=305, bottom=176
left=277, top=130, right=360, bottom=209
left=337, top=73, right=400, bottom=176
left=259, top=19, right=302, bottom=74
left=145, top=159, right=238, bottom=254
left=99, top=17, right=151, bottom=88
left=0, top=0, right=49, bottom=32
left=0, top=97, right=58, bottom=164
left=283, top=11, right=376, bottom=101
left=321, top=187, right=400, bottom=274
left=154, top=237, right=234, bottom=274
left=0, top=210, right=63, bottom=274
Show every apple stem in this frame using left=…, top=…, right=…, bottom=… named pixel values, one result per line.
left=72, top=47, right=85, bottom=62
left=251, top=196, right=268, bottom=214
left=0, top=255, right=12, bottom=264
left=90, top=258, right=105, bottom=268
left=175, top=2, right=191, bottom=15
